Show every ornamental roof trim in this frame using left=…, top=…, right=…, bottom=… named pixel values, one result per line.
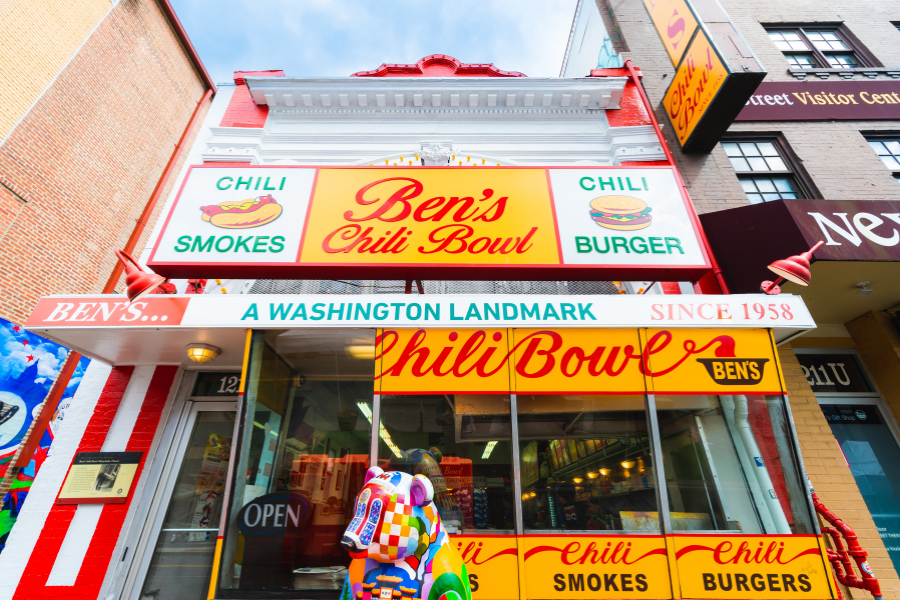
left=351, top=54, right=526, bottom=78
left=243, top=76, right=627, bottom=111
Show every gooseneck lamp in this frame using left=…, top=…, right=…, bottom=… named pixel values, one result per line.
left=760, top=240, right=825, bottom=295
left=114, top=249, right=166, bottom=303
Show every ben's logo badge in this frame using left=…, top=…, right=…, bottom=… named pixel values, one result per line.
left=589, top=195, right=652, bottom=231
left=200, top=194, right=283, bottom=229
left=696, top=358, right=769, bottom=385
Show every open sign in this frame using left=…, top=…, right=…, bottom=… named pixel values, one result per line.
left=237, top=492, right=309, bottom=534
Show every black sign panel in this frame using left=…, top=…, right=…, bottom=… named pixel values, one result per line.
left=821, top=404, right=883, bottom=425
left=796, top=354, right=872, bottom=394
left=192, top=371, right=241, bottom=396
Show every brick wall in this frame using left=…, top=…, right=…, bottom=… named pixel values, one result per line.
left=847, top=311, right=900, bottom=423
left=0, top=0, right=210, bottom=324
left=779, top=343, right=900, bottom=599
left=608, top=0, right=900, bottom=214
left=0, top=0, right=110, bottom=141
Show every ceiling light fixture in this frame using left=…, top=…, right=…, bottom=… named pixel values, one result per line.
left=357, top=401, right=403, bottom=458
left=855, top=281, right=874, bottom=296
left=346, top=345, right=376, bottom=359
left=482, top=441, right=498, bottom=459
left=185, top=343, right=221, bottom=364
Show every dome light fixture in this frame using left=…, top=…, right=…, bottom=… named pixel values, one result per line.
left=572, top=476, right=584, bottom=484
left=186, top=343, right=221, bottom=364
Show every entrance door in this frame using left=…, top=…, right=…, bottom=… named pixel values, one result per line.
left=134, top=401, right=237, bottom=600
left=821, top=403, right=900, bottom=571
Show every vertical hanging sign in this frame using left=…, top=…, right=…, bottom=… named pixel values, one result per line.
left=643, top=0, right=766, bottom=152
left=641, top=0, right=699, bottom=66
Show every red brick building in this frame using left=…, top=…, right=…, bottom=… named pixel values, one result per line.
left=0, top=0, right=215, bottom=325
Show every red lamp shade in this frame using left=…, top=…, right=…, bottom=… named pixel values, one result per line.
left=767, top=240, right=825, bottom=286
left=115, top=249, right=165, bottom=303
left=767, top=255, right=812, bottom=286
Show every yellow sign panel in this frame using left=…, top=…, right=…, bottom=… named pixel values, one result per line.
left=379, top=328, right=781, bottom=395
left=300, top=168, right=560, bottom=265
left=643, top=328, right=780, bottom=394
left=673, top=535, right=833, bottom=599
left=452, top=536, right=520, bottom=600
left=663, top=28, right=729, bottom=148
left=520, top=535, right=671, bottom=599
left=511, top=328, right=645, bottom=394
left=642, top=0, right=699, bottom=66
left=377, top=328, right=511, bottom=394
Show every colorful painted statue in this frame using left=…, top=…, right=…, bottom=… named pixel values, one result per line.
left=340, top=466, right=471, bottom=600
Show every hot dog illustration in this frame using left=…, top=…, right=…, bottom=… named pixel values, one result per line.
left=200, top=194, right=283, bottom=229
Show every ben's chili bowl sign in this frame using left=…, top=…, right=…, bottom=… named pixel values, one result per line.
left=147, top=166, right=709, bottom=279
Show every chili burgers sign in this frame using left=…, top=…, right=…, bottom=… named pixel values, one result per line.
left=148, top=166, right=710, bottom=280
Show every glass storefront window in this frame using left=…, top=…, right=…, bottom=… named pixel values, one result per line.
left=823, top=404, right=900, bottom=572
left=219, top=329, right=375, bottom=594
left=377, top=394, right=515, bottom=534
left=657, top=394, right=815, bottom=534
left=516, top=394, right=656, bottom=532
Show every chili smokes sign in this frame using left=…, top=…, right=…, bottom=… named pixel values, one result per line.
left=147, top=166, right=710, bottom=281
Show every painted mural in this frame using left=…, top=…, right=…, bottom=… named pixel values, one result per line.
left=0, top=316, right=90, bottom=553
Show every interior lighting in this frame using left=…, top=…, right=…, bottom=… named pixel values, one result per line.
left=621, top=460, right=636, bottom=469
left=530, top=491, right=537, bottom=498
left=573, top=476, right=584, bottom=484
left=482, top=441, right=498, bottom=459
left=587, top=471, right=598, bottom=479
left=186, top=343, right=221, bottom=364
left=345, top=344, right=376, bottom=359
left=357, top=402, right=404, bottom=458
left=599, top=468, right=610, bottom=476
left=855, top=281, right=874, bottom=296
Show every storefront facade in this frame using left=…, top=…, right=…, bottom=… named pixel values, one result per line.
left=14, top=292, right=836, bottom=600
left=0, top=55, right=855, bottom=600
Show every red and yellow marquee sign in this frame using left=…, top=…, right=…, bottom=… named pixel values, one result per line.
left=147, top=165, right=710, bottom=281
left=451, top=534, right=833, bottom=600
left=673, top=535, right=833, bottom=599
left=376, top=327, right=782, bottom=395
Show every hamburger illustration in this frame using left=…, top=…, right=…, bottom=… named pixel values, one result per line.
left=200, top=194, right=283, bottom=229
left=589, top=195, right=652, bottom=231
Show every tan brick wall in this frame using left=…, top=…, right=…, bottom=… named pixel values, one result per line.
left=847, top=311, right=900, bottom=426
left=0, top=0, right=210, bottom=324
left=780, top=344, right=900, bottom=599
left=609, top=0, right=900, bottom=213
left=0, top=0, right=111, bottom=141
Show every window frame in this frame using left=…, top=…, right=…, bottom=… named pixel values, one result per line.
left=863, top=132, right=900, bottom=180
left=763, top=23, right=881, bottom=70
left=721, top=134, right=821, bottom=202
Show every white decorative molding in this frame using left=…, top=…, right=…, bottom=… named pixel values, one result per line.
left=244, top=76, right=627, bottom=111
left=420, top=142, right=452, bottom=166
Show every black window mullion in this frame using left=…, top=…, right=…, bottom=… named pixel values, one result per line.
left=798, top=28, right=829, bottom=68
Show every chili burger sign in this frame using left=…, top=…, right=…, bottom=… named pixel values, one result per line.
left=147, top=166, right=711, bottom=280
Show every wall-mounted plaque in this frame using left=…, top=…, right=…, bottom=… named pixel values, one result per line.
left=57, top=451, right=142, bottom=504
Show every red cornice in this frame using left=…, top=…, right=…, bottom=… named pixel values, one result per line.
left=352, top=54, right=526, bottom=78
left=156, top=0, right=217, bottom=92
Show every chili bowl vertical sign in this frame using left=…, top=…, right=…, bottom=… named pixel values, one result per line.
left=662, top=26, right=730, bottom=152
left=149, top=167, right=316, bottom=273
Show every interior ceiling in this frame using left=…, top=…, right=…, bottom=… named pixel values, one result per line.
left=780, top=261, right=900, bottom=327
